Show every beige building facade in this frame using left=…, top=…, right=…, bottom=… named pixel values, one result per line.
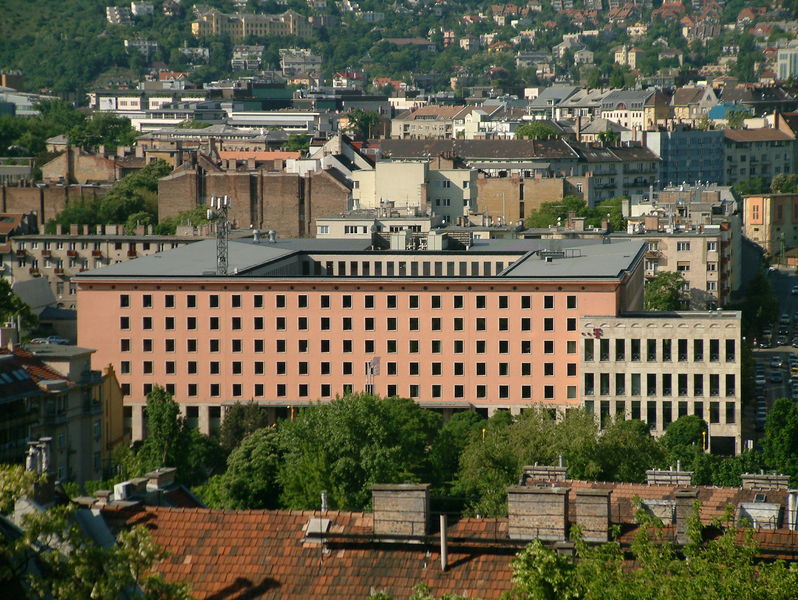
left=580, top=311, right=742, bottom=454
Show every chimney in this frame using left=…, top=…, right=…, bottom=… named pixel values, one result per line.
left=83, top=224, right=89, bottom=235
left=94, top=489, right=112, bottom=505
left=56, top=224, right=63, bottom=235
left=520, top=464, right=568, bottom=483
left=507, top=485, right=570, bottom=541
left=371, top=483, right=430, bottom=537
left=69, top=224, right=78, bottom=235
left=741, top=473, right=790, bottom=491
left=646, top=468, right=693, bottom=487
left=575, top=115, right=583, bottom=142
left=575, top=489, right=612, bottom=543
left=144, top=467, right=177, bottom=491
left=674, top=489, right=698, bottom=545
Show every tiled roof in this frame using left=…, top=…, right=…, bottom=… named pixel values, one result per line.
left=107, top=507, right=515, bottom=600
left=672, top=86, right=707, bottom=106
left=0, top=347, right=71, bottom=386
left=378, top=139, right=579, bottom=160
left=724, top=128, right=793, bottom=142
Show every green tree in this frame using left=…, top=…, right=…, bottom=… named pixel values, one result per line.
left=218, top=401, right=271, bottom=454
left=661, top=415, right=708, bottom=470
left=597, top=129, right=620, bottom=144
left=515, top=121, right=561, bottom=140
left=277, top=393, right=441, bottom=511
left=770, top=173, right=798, bottom=193
left=428, top=410, right=486, bottom=490
left=762, top=397, right=798, bottom=485
left=732, top=177, right=766, bottom=196
left=0, top=279, right=37, bottom=330
left=68, top=112, right=136, bottom=150
left=644, top=271, right=687, bottom=311
left=726, top=108, right=749, bottom=130
left=284, top=132, right=310, bottom=151
left=524, top=195, right=587, bottom=228
left=598, top=419, right=664, bottom=483
left=346, top=109, right=381, bottom=139
left=204, top=427, right=282, bottom=509
left=126, top=386, right=224, bottom=486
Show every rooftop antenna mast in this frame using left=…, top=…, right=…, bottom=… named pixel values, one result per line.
left=208, top=195, right=231, bottom=275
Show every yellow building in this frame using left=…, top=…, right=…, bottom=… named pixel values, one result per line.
left=192, top=9, right=311, bottom=40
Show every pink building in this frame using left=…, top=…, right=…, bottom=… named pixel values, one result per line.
left=78, top=236, right=723, bottom=443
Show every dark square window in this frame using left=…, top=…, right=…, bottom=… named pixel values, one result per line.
left=321, top=295, right=330, bottom=308
left=365, top=340, right=375, bottom=353
left=187, top=295, right=196, bottom=308
left=431, top=317, right=441, bottom=331
left=142, top=317, right=152, bottom=329
left=476, top=363, right=486, bottom=376
left=476, top=385, right=486, bottom=398
left=521, top=296, right=531, bottom=309
left=276, top=295, right=286, bottom=308
left=187, top=361, right=197, bottom=374
left=499, top=296, right=509, bottom=309
left=499, top=340, right=509, bottom=353
left=165, top=339, right=175, bottom=352
left=454, top=363, right=464, bottom=376
left=299, top=384, right=308, bottom=397
left=210, top=317, right=219, bottom=330
left=254, top=361, right=264, bottom=375
left=254, top=384, right=264, bottom=396
left=522, top=385, right=532, bottom=398
left=522, top=363, right=531, bottom=376
left=476, top=296, right=486, bottom=309
left=254, top=295, right=263, bottom=308
left=299, top=362, right=309, bottom=375
left=210, top=339, right=219, bottom=352
left=276, top=340, right=286, bottom=352
left=342, top=295, right=352, bottom=308
left=388, top=362, right=397, bottom=375
left=298, top=317, right=308, bottom=330
left=321, top=339, right=330, bottom=352
left=143, top=295, right=152, bottom=308
left=343, top=362, right=353, bottom=375
left=143, top=339, right=153, bottom=352
left=277, top=384, right=286, bottom=397
left=343, top=317, right=352, bottom=330
left=544, top=385, right=554, bottom=399
left=187, top=317, right=197, bottom=330
left=567, top=295, right=577, bottom=309
left=321, top=362, right=330, bottom=375
left=544, top=318, right=554, bottom=331
left=276, top=362, right=286, bottom=375
left=432, top=363, right=442, bottom=375
left=232, top=361, right=242, bottom=375
left=387, top=318, right=397, bottom=330
left=254, top=339, right=264, bottom=352
left=210, top=361, right=220, bottom=375
left=232, top=294, right=241, bottom=308
left=476, top=318, right=486, bottom=330
left=143, top=361, right=153, bottom=374
left=409, top=340, right=419, bottom=353
left=432, top=296, right=441, bottom=309
left=499, top=385, right=509, bottom=398
left=410, top=295, right=419, bottom=308
left=232, top=317, right=241, bottom=330
left=387, top=295, right=397, bottom=308
left=232, top=339, right=242, bottom=352
left=276, top=317, right=285, bottom=330
left=210, top=295, right=219, bottom=308
left=453, top=295, right=464, bottom=309
left=254, top=316, right=264, bottom=330
left=120, top=294, right=129, bottom=307
left=365, top=317, right=374, bottom=330
left=544, top=295, right=554, bottom=309
left=298, top=295, right=308, bottom=308
left=365, top=295, right=374, bottom=308
left=321, top=384, right=331, bottom=397
left=342, top=340, right=352, bottom=353
left=454, top=317, right=463, bottom=330
left=210, top=384, right=220, bottom=397
left=544, top=340, right=554, bottom=353
left=410, top=363, right=420, bottom=375
left=187, top=384, right=197, bottom=397
left=521, top=318, right=531, bottom=331
left=544, top=363, right=554, bottom=376
left=232, top=384, right=242, bottom=397
left=187, top=339, right=197, bottom=352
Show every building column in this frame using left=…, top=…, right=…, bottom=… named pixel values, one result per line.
left=131, top=404, right=144, bottom=441
left=198, top=405, right=210, bottom=436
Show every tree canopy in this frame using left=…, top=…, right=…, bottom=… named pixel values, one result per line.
left=644, top=271, right=687, bottom=311
left=524, top=195, right=627, bottom=231
left=515, top=121, right=561, bottom=140
left=277, top=393, right=441, bottom=511
left=0, top=279, right=38, bottom=330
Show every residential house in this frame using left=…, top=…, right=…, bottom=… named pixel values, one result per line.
left=613, top=45, right=645, bottom=69
left=670, top=86, right=718, bottom=122
left=106, top=6, right=133, bottom=25
left=279, top=48, right=322, bottom=75
left=528, top=86, right=581, bottom=120
left=574, top=49, right=594, bottom=65
left=600, top=89, right=670, bottom=130
left=390, top=105, right=471, bottom=139
left=777, top=46, right=798, bottom=80
left=130, top=1, right=154, bottom=16
left=231, top=46, right=265, bottom=71
left=623, top=129, right=725, bottom=186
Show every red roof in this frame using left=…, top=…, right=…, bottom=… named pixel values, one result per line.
left=107, top=507, right=515, bottom=600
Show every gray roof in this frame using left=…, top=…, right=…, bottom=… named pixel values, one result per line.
left=502, top=239, right=645, bottom=278
left=75, top=237, right=644, bottom=281
left=529, top=86, right=580, bottom=108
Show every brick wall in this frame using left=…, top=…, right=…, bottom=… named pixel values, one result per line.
left=372, top=484, right=430, bottom=536
left=507, top=486, right=569, bottom=541
left=158, top=170, right=200, bottom=221
left=207, top=172, right=255, bottom=229
left=261, top=172, right=303, bottom=237
left=307, top=170, right=350, bottom=233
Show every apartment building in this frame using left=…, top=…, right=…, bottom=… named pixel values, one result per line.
left=0, top=345, right=127, bottom=482
left=581, top=311, right=742, bottom=453
left=724, top=129, right=795, bottom=186
left=743, top=192, right=798, bottom=257
left=9, top=229, right=200, bottom=309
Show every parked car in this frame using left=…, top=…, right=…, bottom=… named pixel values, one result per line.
left=770, top=372, right=783, bottom=383
left=28, top=338, right=47, bottom=344
left=777, top=336, right=788, bottom=346
left=45, top=336, right=70, bottom=345
left=792, top=285, right=798, bottom=295
left=771, top=356, right=784, bottom=368
left=755, top=375, right=767, bottom=387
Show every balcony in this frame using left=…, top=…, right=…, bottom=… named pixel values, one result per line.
left=67, top=250, right=78, bottom=257
left=28, top=267, right=40, bottom=276
left=645, top=249, right=661, bottom=259
left=127, top=249, right=137, bottom=257
left=15, top=249, right=25, bottom=257
left=42, top=249, right=51, bottom=257
left=54, top=267, right=64, bottom=274
left=92, top=250, right=102, bottom=257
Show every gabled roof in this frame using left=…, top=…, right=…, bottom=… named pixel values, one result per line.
left=672, top=86, right=708, bottom=106
left=394, top=105, right=469, bottom=121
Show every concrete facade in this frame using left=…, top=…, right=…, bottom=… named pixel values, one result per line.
left=744, top=192, right=798, bottom=257
left=580, top=311, right=742, bottom=452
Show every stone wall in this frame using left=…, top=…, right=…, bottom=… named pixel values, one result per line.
left=372, top=483, right=430, bottom=536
